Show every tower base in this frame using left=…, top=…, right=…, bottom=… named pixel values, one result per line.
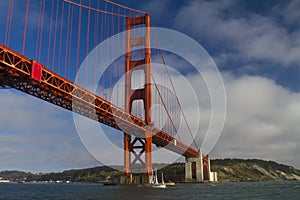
left=185, top=153, right=204, bottom=182
left=185, top=150, right=217, bottom=182
left=120, top=174, right=152, bottom=185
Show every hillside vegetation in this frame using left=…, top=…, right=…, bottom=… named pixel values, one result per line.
left=1, top=159, right=299, bottom=182
left=211, top=159, right=300, bottom=182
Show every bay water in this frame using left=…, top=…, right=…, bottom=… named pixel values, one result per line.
left=0, top=181, right=299, bottom=200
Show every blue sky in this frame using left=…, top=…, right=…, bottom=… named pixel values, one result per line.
left=0, top=0, right=299, bottom=172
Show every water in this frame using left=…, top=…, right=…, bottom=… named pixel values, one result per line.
left=0, top=181, right=299, bottom=200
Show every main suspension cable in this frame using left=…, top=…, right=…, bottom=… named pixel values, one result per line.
left=104, top=0, right=147, bottom=15
left=64, top=0, right=128, bottom=18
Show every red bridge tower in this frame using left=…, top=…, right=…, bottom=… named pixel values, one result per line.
left=121, top=14, right=152, bottom=184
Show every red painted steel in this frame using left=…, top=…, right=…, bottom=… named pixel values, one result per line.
left=124, top=14, right=153, bottom=176
left=0, top=0, right=204, bottom=181
left=0, top=44, right=199, bottom=158
left=31, top=61, right=42, bottom=82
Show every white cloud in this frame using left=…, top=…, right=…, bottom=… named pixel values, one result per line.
left=0, top=73, right=299, bottom=170
left=273, top=0, right=300, bottom=27
left=152, top=51, right=300, bottom=168
left=148, top=58, right=300, bottom=168
left=0, top=90, right=99, bottom=172
left=210, top=74, right=300, bottom=168
left=174, top=0, right=300, bottom=67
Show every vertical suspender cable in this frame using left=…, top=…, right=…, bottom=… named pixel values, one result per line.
left=85, top=0, right=91, bottom=85
left=152, top=28, right=199, bottom=149
left=99, top=8, right=104, bottom=97
left=52, top=0, right=60, bottom=71
left=116, top=7, right=120, bottom=106
left=93, top=0, right=100, bottom=89
left=47, top=0, right=54, bottom=69
left=110, top=6, right=114, bottom=102
left=38, top=0, right=46, bottom=62
left=65, top=3, right=71, bottom=78
left=160, top=64, right=162, bottom=129
left=35, top=0, right=42, bottom=60
left=102, top=3, right=107, bottom=99
left=104, top=0, right=146, bottom=15
left=4, top=0, right=11, bottom=46
left=6, top=0, right=14, bottom=46
left=22, top=0, right=30, bottom=55
left=107, top=7, right=110, bottom=100
left=100, top=12, right=104, bottom=97
left=63, top=0, right=127, bottom=17
left=68, top=6, right=74, bottom=80
left=58, top=1, right=65, bottom=75
left=76, top=0, right=82, bottom=74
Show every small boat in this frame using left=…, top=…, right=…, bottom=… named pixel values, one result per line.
left=152, top=183, right=166, bottom=189
left=165, top=180, right=175, bottom=186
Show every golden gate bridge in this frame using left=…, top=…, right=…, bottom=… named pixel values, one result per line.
left=0, top=0, right=214, bottom=183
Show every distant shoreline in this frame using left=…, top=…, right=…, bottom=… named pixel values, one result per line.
left=1, top=159, right=299, bottom=183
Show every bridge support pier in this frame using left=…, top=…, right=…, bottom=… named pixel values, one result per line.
left=185, top=150, right=214, bottom=182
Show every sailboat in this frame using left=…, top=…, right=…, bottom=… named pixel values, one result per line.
left=151, top=170, right=166, bottom=188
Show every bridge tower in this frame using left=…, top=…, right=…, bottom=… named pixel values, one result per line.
left=121, top=14, right=152, bottom=184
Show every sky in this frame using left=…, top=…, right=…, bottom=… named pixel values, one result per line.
left=0, top=0, right=299, bottom=172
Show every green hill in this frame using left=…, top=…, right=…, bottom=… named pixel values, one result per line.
left=211, top=159, right=300, bottom=182
left=1, top=159, right=299, bottom=182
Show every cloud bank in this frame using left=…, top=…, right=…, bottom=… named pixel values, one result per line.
left=0, top=90, right=99, bottom=172
left=174, top=0, right=300, bottom=67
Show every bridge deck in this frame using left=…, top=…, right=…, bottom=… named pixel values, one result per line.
left=0, top=44, right=199, bottom=158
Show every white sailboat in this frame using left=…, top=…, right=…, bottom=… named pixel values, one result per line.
left=151, top=170, right=166, bottom=188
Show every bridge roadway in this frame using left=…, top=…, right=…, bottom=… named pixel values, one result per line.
left=0, top=44, right=199, bottom=158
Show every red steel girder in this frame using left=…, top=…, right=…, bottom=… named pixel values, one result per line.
left=0, top=44, right=199, bottom=158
